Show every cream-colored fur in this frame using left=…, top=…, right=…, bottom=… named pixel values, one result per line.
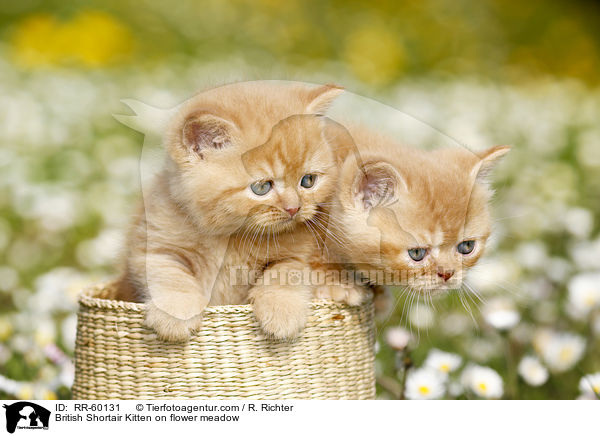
left=115, top=82, right=347, bottom=342
left=317, top=124, right=509, bottom=303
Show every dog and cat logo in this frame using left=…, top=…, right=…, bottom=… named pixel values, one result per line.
left=2, top=402, right=50, bottom=434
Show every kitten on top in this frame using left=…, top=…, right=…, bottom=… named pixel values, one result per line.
left=115, top=82, right=348, bottom=341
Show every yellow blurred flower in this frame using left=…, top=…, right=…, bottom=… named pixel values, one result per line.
left=42, top=390, right=58, bottom=400
left=11, top=10, right=135, bottom=68
left=34, top=327, right=56, bottom=347
left=0, top=317, right=12, bottom=342
left=344, top=25, right=405, bottom=85
left=17, top=384, right=34, bottom=400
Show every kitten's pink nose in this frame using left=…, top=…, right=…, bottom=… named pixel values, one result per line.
left=437, top=270, right=454, bottom=282
left=285, top=207, right=299, bottom=217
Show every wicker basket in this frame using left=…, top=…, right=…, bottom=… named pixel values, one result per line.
left=72, top=283, right=376, bottom=400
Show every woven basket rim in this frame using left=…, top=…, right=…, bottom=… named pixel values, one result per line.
left=74, top=282, right=376, bottom=400
left=79, top=282, right=372, bottom=314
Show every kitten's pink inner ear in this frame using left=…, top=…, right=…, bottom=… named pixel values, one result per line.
left=182, top=113, right=235, bottom=154
left=355, top=162, right=405, bottom=209
left=472, top=145, right=511, bottom=181
left=305, top=83, right=344, bottom=115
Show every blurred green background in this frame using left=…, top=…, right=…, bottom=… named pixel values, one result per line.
left=0, top=0, right=599, bottom=400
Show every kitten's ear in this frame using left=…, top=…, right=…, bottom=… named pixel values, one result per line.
left=305, top=83, right=344, bottom=115
left=471, top=145, right=511, bottom=182
left=354, top=161, right=406, bottom=209
left=181, top=113, right=237, bottom=155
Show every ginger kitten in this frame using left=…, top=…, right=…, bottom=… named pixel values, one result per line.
left=317, top=125, right=509, bottom=303
left=115, top=82, right=345, bottom=341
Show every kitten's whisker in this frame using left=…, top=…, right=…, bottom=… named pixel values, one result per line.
left=314, top=215, right=347, bottom=233
left=265, top=227, right=270, bottom=264
left=400, top=287, right=410, bottom=325
left=493, top=279, right=528, bottom=301
left=240, top=223, right=253, bottom=255
left=311, top=210, right=347, bottom=236
left=415, top=291, right=422, bottom=342
left=379, top=286, right=403, bottom=329
left=406, top=287, right=417, bottom=335
left=494, top=213, right=530, bottom=222
left=427, top=290, right=437, bottom=313
left=463, top=282, right=486, bottom=304
left=304, top=220, right=322, bottom=252
left=458, top=287, right=478, bottom=327
left=250, top=226, right=265, bottom=272
left=463, top=288, right=482, bottom=314
left=248, top=224, right=261, bottom=257
left=257, top=226, right=266, bottom=270
left=246, top=227, right=258, bottom=267
left=313, top=224, right=329, bottom=258
left=304, top=220, right=319, bottom=248
left=404, top=290, right=413, bottom=334
left=240, top=222, right=259, bottom=255
left=312, top=209, right=347, bottom=229
left=273, top=231, right=280, bottom=254
left=309, top=217, right=344, bottom=251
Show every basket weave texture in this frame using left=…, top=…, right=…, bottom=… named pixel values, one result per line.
left=72, top=283, right=376, bottom=400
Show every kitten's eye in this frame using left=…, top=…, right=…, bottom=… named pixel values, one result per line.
left=250, top=181, right=272, bottom=196
left=457, top=240, right=476, bottom=255
left=300, top=174, right=317, bottom=188
left=408, top=248, right=428, bottom=262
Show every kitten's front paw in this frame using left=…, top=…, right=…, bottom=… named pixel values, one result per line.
left=145, top=301, right=203, bottom=342
left=314, top=284, right=366, bottom=306
left=250, top=286, right=310, bottom=340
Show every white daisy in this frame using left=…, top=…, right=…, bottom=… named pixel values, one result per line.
left=563, top=208, right=594, bottom=239
left=570, top=238, right=600, bottom=270
left=0, top=374, right=21, bottom=397
left=567, top=272, right=600, bottom=318
left=482, top=298, right=520, bottom=330
left=579, top=373, right=600, bottom=398
left=405, top=367, right=446, bottom=400
left=440, top=312, right=471, bottom=336
left=517, top=356, right=549, bottom=386
left=538, top=331, right=586, bottom=373
left=515, top=241, right=548, bottom=270
left=545, top=257, right=571, bottom=283
left=408, top=303, right=434, bottom=329
left=536, top=332, right=585, bottom=372
left=461, top=364, right=504, bottom=399
left=32, top=267, right=86, bottom=313
left=467, top=337, right=502, bottom=362
left=384, top=327, right=412, bottom=351
left=424, top=348, right=462, bottom=375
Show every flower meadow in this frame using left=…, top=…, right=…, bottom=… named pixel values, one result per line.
left=1, top=2, right=599, bottom=400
